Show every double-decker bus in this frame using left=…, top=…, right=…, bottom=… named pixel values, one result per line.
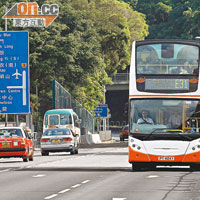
left=129, top=39, right=200, bottom=170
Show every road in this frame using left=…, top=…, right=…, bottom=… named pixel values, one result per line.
left=1, top=141, right=200, bottom=200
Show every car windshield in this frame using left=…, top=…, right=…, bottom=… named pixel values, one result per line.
left=0, top=129, right=23, bottom=137
left=130, top=99, right=200, bottom=135
left=44, top=129, right=71, bottom=136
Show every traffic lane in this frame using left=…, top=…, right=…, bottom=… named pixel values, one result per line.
left=52, top=169, right=200, bottom=200
left=0, top=167, right=115, bottom=200
left=0, top=165, right=199, bottom=200
left=33, top=147, right=131, bottom=169
left=0, top=147, right=128, bottom=169
left=0, top=148, right=200, bottom=200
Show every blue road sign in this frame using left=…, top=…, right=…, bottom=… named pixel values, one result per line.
left=0, top=31, right=29, bottom=114
left=94, top=104, right=108, bottom=117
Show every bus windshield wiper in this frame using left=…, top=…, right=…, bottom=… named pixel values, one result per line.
left=144, top=128, right=169, bottom=140
left=143, top=128, right=192, bottom=140
left=176, top=133, right=192, bottom=141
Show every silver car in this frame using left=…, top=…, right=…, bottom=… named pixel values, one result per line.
left=40, top=128, right=79, bottom=156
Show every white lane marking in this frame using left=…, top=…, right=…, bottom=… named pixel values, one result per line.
left=147, top=175, right=159, bottom=178
left=58, top=189, right=71, bottom=194
left=71, top=184, right=81, bottom=188
left=112, top=198, right=127, bottom=200
left=45, top=180, right=90, bottom=199
left=0, top=168, right=11, bottom=173
left=44, top=194, right=58, bottom=199
left=32, top=174, right=46, bottom=178
left=82, top=180, right=90, bottom=184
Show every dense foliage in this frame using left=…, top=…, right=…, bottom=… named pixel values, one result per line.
left=125, top=0, right=200, bottom=39
left=0, top=0, right=148, bottom=127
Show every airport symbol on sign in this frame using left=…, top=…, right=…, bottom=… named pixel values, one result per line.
left=12, top=69, right=22, bottom=79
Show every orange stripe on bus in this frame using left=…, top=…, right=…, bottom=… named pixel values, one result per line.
left=182, top=151, right=200, bottom=162
left=129, top=147, right=150, bottom=162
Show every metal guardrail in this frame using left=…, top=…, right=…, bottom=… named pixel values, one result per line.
left=109, top=121, right=128, bottom=128
left=53, top=80, right=94, bottom=134
left=109, top=73, right=129, bottom=84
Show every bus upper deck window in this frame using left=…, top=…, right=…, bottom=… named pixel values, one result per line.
left=161, top=44, right=174, bottom=58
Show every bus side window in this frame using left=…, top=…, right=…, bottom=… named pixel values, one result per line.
left=73, top=114, right=77, bottom=127
left=45, top=115, right=48, bottom=125
left=69, top=115, right=72, bottom=124
left=73, top=114, right=80, bottom=127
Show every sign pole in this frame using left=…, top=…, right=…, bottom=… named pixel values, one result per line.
left=5, top=8, right=8, bottom=126
left=5, top=114, right=8, bottom=127
left=5, top=8, right=7, bottom=31
left=103, top=86, right=106, bottom=132
left=16, top=115, right=19, bottom=126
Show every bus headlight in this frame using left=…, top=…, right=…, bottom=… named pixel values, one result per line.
left=132, top=144, right=141, bottom=150
left=130, top=139, right=134, bottom=143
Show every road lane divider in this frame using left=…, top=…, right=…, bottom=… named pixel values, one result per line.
left=146, top=175, right=159, bottom=178
left=71, top=184, right=81, bottom=188
left=112, top=198, right=127, bottom=200
left=44, top=179, right=91, bottom=200
left=58, top=189, right=71, bottom=194
left=44, top=194, right=58, bottom=200
left=32, top=174, right=46, bottom=178
left=82, top=180, right=90, bottom=184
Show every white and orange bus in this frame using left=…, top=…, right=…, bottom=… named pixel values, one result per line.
left=129, top=39, right=200, bottom=170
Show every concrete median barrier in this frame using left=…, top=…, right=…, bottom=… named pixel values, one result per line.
left=80, top=133, right=102, bottom=145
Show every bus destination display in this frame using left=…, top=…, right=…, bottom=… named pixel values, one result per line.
left=145, top=79, right=189, bottom=90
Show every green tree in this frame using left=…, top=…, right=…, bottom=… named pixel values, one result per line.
left=0, top=0, right=148, bottom=130
left=135, top=0, right=200, bottom=40
left=71, top=0, right=148, bottom=74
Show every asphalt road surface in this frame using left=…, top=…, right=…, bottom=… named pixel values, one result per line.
left=1, top=143, right=200, bottom=200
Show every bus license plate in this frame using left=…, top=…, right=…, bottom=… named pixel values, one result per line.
left=158, top=157, right=174, bottom=161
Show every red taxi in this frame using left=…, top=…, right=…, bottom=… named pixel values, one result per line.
left=0, top=127, right=34, bottom=162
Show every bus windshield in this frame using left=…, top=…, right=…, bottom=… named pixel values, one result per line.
left=60, top=114, right=72, bottom=125
left=137, top=43, right=199, bottom=75
left=130, top=99, right=200, bottom=135
left=45, top=114, right=72, bottom=126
